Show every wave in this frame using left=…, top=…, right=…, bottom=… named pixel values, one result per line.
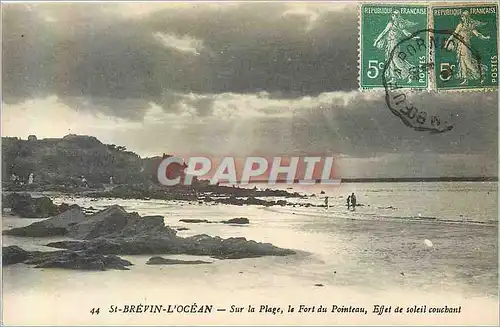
left=261, top=206, right=498, bottom=227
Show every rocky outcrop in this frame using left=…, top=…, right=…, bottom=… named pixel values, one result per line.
left=2, top=193, right=82, bottom=218
left=3, top=207, right=86, bottom=237
left=3, top=193, right=59, bottom=218
left=2, top=246, right=132, bottom=270
left=25, top=251, right=133, bottom=270
left=2, top=245, right=30, bottom=265
left=85, top=184, right=305, bottom=207
left=5, top=205, right=295, bottom=260
left=2, top=135, right=148, bottom=189
left=179, top=219, right=211, bottom=224
left=205, top=196, right=274, bottom=206
left=46, top=234, right=294, bottom=259
left=86, top=183, right=305, bottom=202
left=221, top=217, right=249, bottom=225
left=178, top=217, right=250, bottom=225
left=3, top=205, right=176, bottom=240
left=146, top=256, right=211, bottom=265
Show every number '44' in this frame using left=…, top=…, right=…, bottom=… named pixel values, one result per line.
left=90, top=308, right=100, bottom=315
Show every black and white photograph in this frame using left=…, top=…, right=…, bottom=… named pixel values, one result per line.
left=1, top=1, right=498, bottom=325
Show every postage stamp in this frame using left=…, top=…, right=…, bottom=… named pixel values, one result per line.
left=359, top=3, right=429, bottom=90
left=431, top=4, right=499, bottom=90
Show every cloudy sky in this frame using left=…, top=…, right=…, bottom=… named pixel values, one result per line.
left=2, top=2, right=498, bottom=177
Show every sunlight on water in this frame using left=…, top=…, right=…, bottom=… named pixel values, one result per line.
left=2, top=182, right=498, bottom=325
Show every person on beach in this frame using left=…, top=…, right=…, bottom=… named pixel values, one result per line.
left=347, top=195, right=351, bottom=210
left=81, top=175, right=88, bottom=188
left=350, top=193, right=357, bottom=211
left=324, top=196, right=329, bottom=209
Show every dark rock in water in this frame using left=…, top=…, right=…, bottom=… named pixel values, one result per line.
left=3, top=207, right=86, bottom=237
left=3, top=245, right=30, bottom=265
left=3, top=225, right=69, bottom=237
left=111, top=214, right=176, bottom=239
left=221, top=217, right=249, bottom=225
left=314, top=283, right=324, bottom=287
left=176, top=227, right=190, bottom=231
left=378, top=206, right=396, bottom=210
left=7, top=204, right=295, bottom=260
left=179, top=219, right=211, bottom=224
left=69, top=206, right=175, bottom=240
left=204, top=194, right=298, bottom=207
left=27, top=251, right=132, bottom=271
left=4, top=193, right=59, bottom=218
left=3, top=205, right=175, bottom=241
left=58, top=203, right=82, bottom=213
left=245, top=196, right=271, bottom=206
left=146, top=256, right=211, bottom=265
left=46, top=233, right=295, bottom=260
left=320, top=191, right=325, bottom=194
left=2, top=193, right=81, bottom=218
left=73, top=205, right=140, bottom=239
left=2, top=245, right=132, bottom=270
left=84, top=206, right=98, bottom=214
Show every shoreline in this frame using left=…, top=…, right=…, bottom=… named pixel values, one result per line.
left=3, top=216, right=498, bottom=326
left=2, top=193, right=498, bottom=325
left=2, top=185, right=498, bottom=322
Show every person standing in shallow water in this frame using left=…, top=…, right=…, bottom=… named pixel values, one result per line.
left=324, top=196, right=329, bottom=209
left=350, top=193, right=357, bottom=211
left=346, top=194, right=351, bottom=210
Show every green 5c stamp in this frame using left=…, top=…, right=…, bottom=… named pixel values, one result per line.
left=432, top=4, right=498, bottom=90
left=360, top=4, right=429, bottom=90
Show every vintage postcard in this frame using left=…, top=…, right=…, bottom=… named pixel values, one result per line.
left=2, top=1, right=499, bottom=326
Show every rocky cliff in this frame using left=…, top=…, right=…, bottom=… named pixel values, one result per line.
left=2, top=134, right=156, bottom=187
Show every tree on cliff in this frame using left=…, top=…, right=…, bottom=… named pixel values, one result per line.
left=2, top=135, right=148, bottom=186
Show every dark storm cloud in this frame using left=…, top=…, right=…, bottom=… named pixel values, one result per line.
left=2, top=2, right=497, bottom=169
left=145, top=3, right=359, bottom=95
left=3, top=2, right=358, bottom=117
left=102, top=90, right=496, bottom=159
left=290, top=92, right=497, bottom=157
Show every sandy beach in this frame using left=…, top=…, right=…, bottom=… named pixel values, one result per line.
left=2, top=182, right=498, bottom=325
left=3, top=1, right=499, bottom=325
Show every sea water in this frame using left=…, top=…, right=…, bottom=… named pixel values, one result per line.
left=2, top=182, right=498, bottom=325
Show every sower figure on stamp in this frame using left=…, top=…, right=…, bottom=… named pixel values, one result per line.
left=444, top=11, right=490, bottom=86
left=373, top=10, right=418, bottom=84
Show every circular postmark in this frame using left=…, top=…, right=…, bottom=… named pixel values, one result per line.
left=382, top=28, right=484, bottom=133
